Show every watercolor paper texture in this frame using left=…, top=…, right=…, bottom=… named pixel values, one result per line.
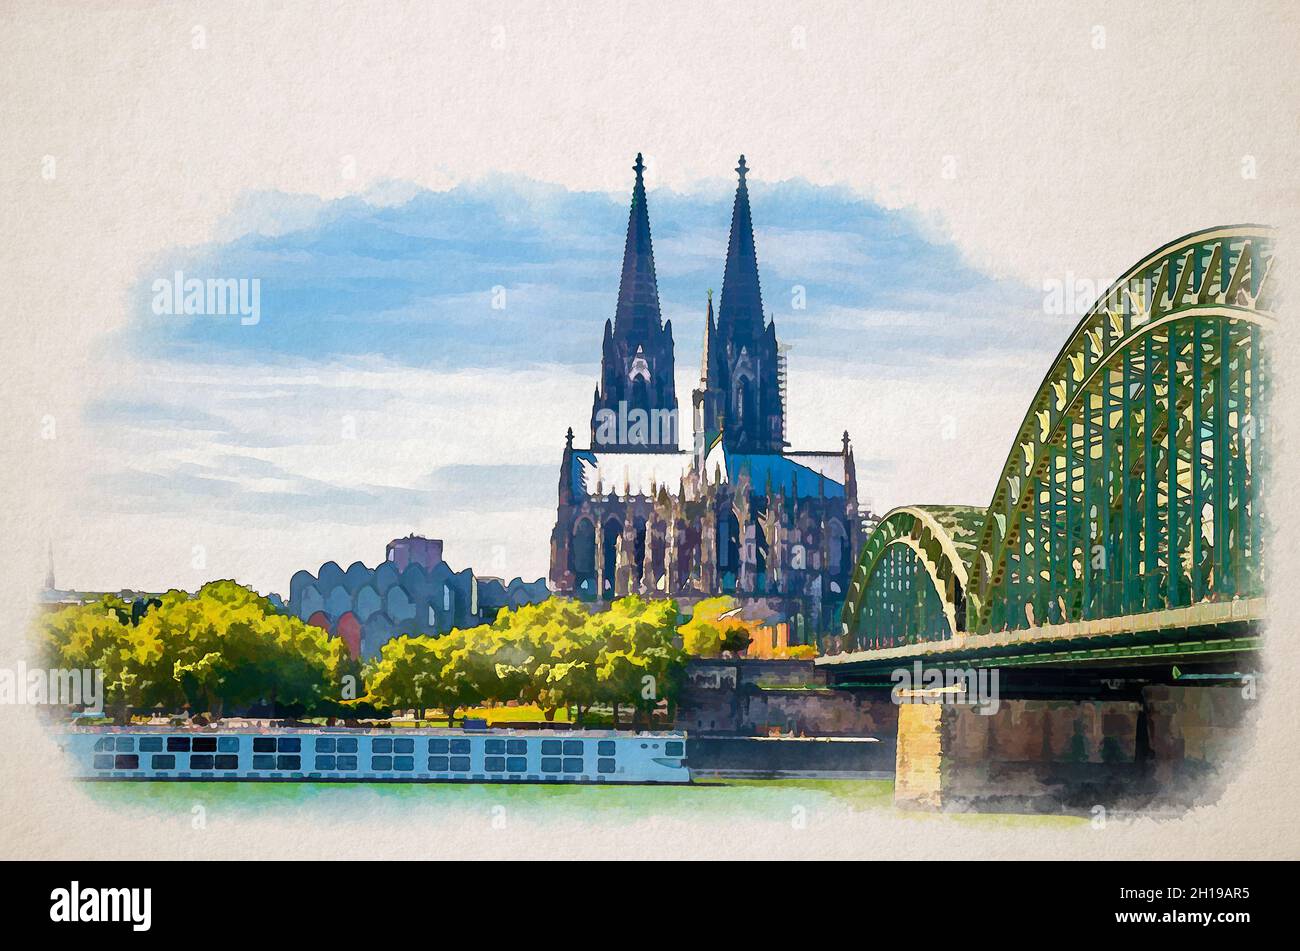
left=2, top=0, right=1300, bottom=859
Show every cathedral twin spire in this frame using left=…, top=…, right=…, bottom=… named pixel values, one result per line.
left=698, top=155, right=784, bottom=455
left=591, top=154, right=677, bottom=451
left=611, top=153, right=665, bottom=338
left=716, top=155, right=766, bottom=343
left=591, top=154, right=783, bottom=455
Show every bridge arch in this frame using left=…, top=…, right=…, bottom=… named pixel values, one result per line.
left=834, top=225, right=1275, bottom=654
left=966, top=225, right=1276, bottom=633
left=840, top=505, right=985, bottom=651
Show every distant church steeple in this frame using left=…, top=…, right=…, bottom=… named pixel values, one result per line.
left=590, top=154, right=679, bottom=451
left=44, top=541, right=56, bottom=591
left=694, top=155, right=785, bottom=455
left=692, top=289, right=722, bottom=468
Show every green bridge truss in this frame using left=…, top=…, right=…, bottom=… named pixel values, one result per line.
left=834, top=225, right=1275, bottom=655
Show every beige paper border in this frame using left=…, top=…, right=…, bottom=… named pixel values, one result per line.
left=2, top=0, right=1298, bottom=859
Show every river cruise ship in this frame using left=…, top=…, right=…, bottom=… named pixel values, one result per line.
left=62, top=726, right=690, bottom=785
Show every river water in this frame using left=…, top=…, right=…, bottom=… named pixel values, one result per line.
left=82, top=777, right=1084, bottom=827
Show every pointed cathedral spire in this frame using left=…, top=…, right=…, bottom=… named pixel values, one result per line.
left=717, top=155, right=764, bottom=340
left=590, top=153, right=679, bottom=451
left=706, top=155, right=784, bottom=454
left=613, top=152, right=662, bottom=336
left=699, top=289, right=715, bottom=383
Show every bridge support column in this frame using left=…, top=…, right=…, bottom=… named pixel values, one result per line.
left=894, top=702, right=943, bottom=808
left=893, top=684, right=1257, bottom=812
left=1141, top=684, right=1256, bottom=801
left=894, top=696, right=1142, bottom=811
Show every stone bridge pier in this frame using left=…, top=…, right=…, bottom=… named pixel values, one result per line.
left=893, top=681, right=1258, bottom=812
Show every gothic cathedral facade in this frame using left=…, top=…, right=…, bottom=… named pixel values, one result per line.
left=549, top=155, right=868, bottom=635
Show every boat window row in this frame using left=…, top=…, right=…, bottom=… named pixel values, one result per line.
left=92, top=736, right=241, bottom=754
left=92, top=736, right=633, bottom=756
left=483, top=756, right=529, bottom=772
left=370, top=755, right=414, bottom=770
left=85, top=734, right=667, bottom=774
left=251, top=755, right=302, bottom=771
left=314, top=755, right=358, bottom=770
left=541, top=739, right=588, bottom=756
left=425, top=755, right=472, bottom=772
left=165, top=736, right=239, bottom=753
left=92, top=753, right=240, bottom=771
left=372, top=737, right=418, bottom=754
left=92, top=754, right=140, bottom=770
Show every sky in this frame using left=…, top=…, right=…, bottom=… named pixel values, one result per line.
left=3, top=0, right=1296, bottom=597
left=74, top=172, right=1056, bottom=595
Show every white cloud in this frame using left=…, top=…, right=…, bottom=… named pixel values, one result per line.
left=50, top=355, right=594, bottom=592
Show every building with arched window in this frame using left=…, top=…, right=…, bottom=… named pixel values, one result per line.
left=288, top=536, right=548, bottom=658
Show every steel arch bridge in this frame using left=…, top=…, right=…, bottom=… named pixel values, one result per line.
left=838, top=505, right=985, bottom=646
left=829, top=225, right=1275, bottom=667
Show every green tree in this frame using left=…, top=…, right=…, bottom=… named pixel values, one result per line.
left=364, top=634, right=440, bottom=717
left=38, top=581, right=352, bottom=721
left=491, top=598, right=592, bottom=720
left=137, top=581, right=346, bottom=717
left=39, top=598, right=146, bottom=721
left=592, top=596, right=685, bottom=727
left=539, top=623, right=601, bottom=726
left=364, top=630, right=488, bottom=725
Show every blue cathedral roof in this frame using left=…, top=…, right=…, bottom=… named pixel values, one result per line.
left=723, top=452, right=846, bottom=499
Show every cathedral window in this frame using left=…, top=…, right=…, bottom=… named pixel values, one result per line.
left=629, top=348, right=651, bottom=383
left=736, top=376, right=756, bottom=428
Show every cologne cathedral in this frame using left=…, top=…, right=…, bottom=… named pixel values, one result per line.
left=549, top=155, right=866, bottom=635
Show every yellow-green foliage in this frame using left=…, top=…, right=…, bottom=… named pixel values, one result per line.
left=772, top=644, right=819, bottom=660
left=36, top=580, right=355, bottom=719
left=363, top=595, right=685, bottom=723
left=678, top=596, right=763, bottom=657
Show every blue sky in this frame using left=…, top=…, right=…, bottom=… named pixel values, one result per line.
left=122, top=175, right=1051, bottom=371
left=80, top=175, right=1067, bottom=593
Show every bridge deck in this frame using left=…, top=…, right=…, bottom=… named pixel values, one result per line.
left=817, top=597, right=1264, bottom=671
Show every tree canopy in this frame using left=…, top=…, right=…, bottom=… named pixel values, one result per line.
left=364, top=595, right=685, bottom=726
left=38, top=580, right=354, bottom=721
left=678, top=596, right=762, bottom=657
left=38, top=584, right=814, bottom=723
